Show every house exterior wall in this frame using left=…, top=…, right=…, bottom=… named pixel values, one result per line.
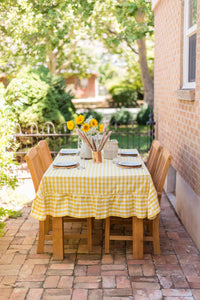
left=65, top=75, right=97, bottom=99
left=153, top=0, right=200, bottom=249
left=152, top=0, right=161, bottom=10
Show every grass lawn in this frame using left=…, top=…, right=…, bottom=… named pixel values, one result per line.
left=108, top=124, right=151, bottom=153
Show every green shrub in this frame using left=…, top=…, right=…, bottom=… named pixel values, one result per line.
left=108, top=85, right=138, bottom=108
left=0, top=207, right=22, bottom=237
left=136, top=104, right=151, bottom=125
left=0, top=85, right=18, bottom=190
left=109, top=108, right=134, bottom=125
left=84, top=108, right=103, bottom=123
left=0, top=85, right=20, bottom=237
left=45, top=73, right=75, bottom=122
left=5, top=66, right=75, bottom=129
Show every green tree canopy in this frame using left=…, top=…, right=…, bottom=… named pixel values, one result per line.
left=90, top=0, right=154, bottom=106
left=0, top=0, right=95, bottom=76
left=0, top=0, right=154, bottom=105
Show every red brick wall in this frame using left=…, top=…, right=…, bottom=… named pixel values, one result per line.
left=154, top=0, right=200, bottom=195
left=65, top=75, right=96, bottom=99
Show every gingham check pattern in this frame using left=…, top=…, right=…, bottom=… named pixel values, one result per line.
left=31, top=150, right=160, bottom=221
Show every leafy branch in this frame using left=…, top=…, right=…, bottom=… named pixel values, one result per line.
left=0, top=207, right=22, bottom=237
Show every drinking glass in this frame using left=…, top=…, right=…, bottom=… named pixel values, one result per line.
left=80, top=157, right=86, bottom=169
left=112, top=148, right=121, bottom=164
left=76, top=147, right=86, bottom=170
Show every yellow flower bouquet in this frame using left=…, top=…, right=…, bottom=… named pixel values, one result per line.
left=67, top=114, right=104, bottom=158
left=67, top=114, right=104, bottom=135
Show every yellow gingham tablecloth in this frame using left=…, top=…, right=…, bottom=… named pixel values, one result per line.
left=31, top=150, right=160, bottom=221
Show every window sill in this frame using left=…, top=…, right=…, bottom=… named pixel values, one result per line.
left=175, top=89, right=195, bottom=101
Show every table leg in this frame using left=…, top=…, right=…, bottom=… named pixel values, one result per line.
left=132, top=216, right=143, bottom=259
left=52, top=217, right=64, bottom=260
left=37, top=221, right=45, bottom=254
left=105, top=217, right=110, bottom=253
left=87, top=218, right=92, bottom=252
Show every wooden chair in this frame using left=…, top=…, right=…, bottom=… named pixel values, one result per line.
left=36, top=140, right=53, bottom=236
left=146, top=140, right=162, bottom=178
left=105, top=147, right=172, bottom=257
left=37, top=140, right=53, bottom=172
left=144, top=147, right=172, bottom=254
left=25, top=147, right=51, bottom=254
left=26, top=146, right=92, bottom=259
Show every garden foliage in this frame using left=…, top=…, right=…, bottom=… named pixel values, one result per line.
left=5, top=66, right=75, bottom=129
left=110, top=107, right=134, bottom=125
left=0, top=207, right=22, bottom=237
left=108, top=85, right=138, bottom=108
left=0, top=84, right=18, bottom=190
left=0, top=84, right=21, bottom=236
left=84, top=108, right=103, bottom=124
left=136, top=103, right=151, bottom=125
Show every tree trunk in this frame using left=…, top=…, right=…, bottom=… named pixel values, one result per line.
left=46, top=49, right=56, bottom=74
left=137, top=37, right=154, bottom=107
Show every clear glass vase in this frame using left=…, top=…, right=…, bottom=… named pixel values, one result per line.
left=79, top=136, right=92, bottom=159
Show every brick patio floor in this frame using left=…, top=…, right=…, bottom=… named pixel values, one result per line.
left=0, top=193, right=200, bottom=300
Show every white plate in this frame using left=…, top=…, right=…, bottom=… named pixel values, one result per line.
left=117, top=161, right=142, bottom=168
left=53, top=161, right=78, bottom=168
left=120, top=150, right=138, bottom=156
left=59, top=149, right=78, bottom=155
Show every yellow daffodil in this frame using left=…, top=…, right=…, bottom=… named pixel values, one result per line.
left=67, top=120, right=75, bottom=131
left=99, top=124, right=104, bottom=133
left=82, top=123, right=90, bottom=132
left=90, top=118, right=98, bottom=128
left=75, top=114, right=85, bottom=125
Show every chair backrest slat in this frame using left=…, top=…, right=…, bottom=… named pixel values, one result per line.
left=152, top=148, right=172, bottom=203
left=146, top=140, right=162, bottom=178
left=25, top=147, right=44, bottom=192
left=37, top=140, right=53, bottom=172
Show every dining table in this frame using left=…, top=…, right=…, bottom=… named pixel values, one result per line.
left=31, top=148, right=160, bottom=260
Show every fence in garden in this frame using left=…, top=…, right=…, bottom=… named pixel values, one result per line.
left=14, top=116, right=155, bottom=161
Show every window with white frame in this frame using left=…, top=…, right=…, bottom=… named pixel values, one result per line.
left=183, top=0, right=197, bottom=88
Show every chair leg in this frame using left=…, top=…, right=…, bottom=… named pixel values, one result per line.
left=152, top=215, right=161, bottom=255
left=52, top=217, right=64, bottom=260
left=44, top=215, right=52, bottom=234
left=146, top=219, right=153, bottom=236
left=105, top=217, right=110, bottom=253
left=87, top=218, right=92, bottom=252
left=37, top=221, right=45, bottom=254
left=132, top=216, right=143, bottom=259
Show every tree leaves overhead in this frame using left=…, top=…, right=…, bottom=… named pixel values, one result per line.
left=0, top=0, right=153, bottom=74
left=0, top=0, right=154, bottom=105
left=90, top=0, right=154, bottom=53
left=0, top=0, right=94, bottom=75
left=90, top=0, right=154, bottom=105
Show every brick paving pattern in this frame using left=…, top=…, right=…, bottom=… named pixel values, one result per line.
left=0, top=193, right=200, bottom=299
